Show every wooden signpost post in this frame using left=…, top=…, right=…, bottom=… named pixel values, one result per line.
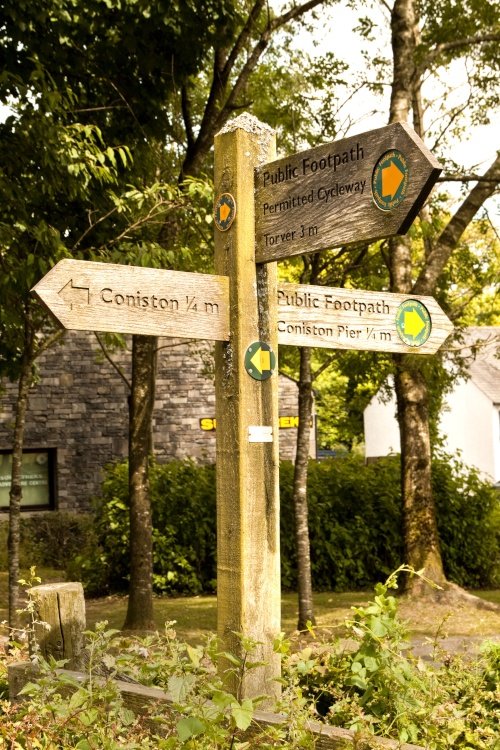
left=213, top=115, right=281, bottom=705
left=32, top=113, right=450, bottom=706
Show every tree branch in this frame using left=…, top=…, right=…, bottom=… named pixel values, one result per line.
left=413, top=152, right=500, bottom=295
left=418, top=33, right=500, bottom=75
left=438, top=174, right=500, bottom=183
left=181, top=0, right=327, bottom=176
left=181, top=84, right=195, bottom=149
left=94, top=332, right=131, bottom=390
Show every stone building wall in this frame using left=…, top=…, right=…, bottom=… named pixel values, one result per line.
left=0, top=331, right=315, bottom=513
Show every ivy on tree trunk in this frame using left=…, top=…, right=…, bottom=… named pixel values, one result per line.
left=123, top=334, right=157, bottom=631
left=8, top=308, right=36, bottom=632
left=292, top=346, right=316, bottom=630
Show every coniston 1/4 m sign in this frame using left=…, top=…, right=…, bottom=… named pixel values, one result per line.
left=254, top=121, right=441, bottom=263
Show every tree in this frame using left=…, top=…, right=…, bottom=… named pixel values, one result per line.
left=1, top=0, right=336, bottom=630
left=275, top=0, right=498, bottom=610
left=387, top=0, right=499, bottom=598
left=0, top=80, right=130, bottom=627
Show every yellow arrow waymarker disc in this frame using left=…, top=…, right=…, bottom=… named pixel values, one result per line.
left=396, top=300, right=432, bottom=346
left=245, top=341, right=276, bottom=381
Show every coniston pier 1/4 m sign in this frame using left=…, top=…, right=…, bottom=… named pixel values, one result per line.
left=255, top=122, right=441, bottom=263
left=32, top=259, right=230, bottom=341
left=277, top=282, right=453, bottom=355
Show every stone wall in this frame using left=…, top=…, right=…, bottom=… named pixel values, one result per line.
left=0, top=331, right=315, bottom=512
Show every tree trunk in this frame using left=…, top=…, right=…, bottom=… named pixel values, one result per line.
left=8, top=310, right=36, bottom=632
left=292, top=346, right=316, bottom=630
left=123, top=334, right=157, bottom=631
left=394, top=362, right=447, bottom=592
left=388, top=0, right=448, bottom=596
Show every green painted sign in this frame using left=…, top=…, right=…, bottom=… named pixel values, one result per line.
left=395, top=299, right=432, bottom=347
left=245, top=341, right=276, bottom=380
left=372, top=149, right=409, bottom=211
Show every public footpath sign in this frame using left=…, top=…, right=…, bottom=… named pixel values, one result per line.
left=276, top=282, right=453, bottom=354
left=254, top=121, right=442, bottom=262
left=32, top=258, right=230, bottom=341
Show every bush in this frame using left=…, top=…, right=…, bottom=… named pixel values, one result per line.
left=280, top=455, right=404, bottom=591
left=433, top=455, right=500, bottom=588
left=68, top=460, right=217, bottom=596
left=1, top=570, right=497, bottom=749
left=70, top=453, right=499, bottom=597
left=285, top=567, right=500, bottom=748
left=0, top=512, right=95, bottom=572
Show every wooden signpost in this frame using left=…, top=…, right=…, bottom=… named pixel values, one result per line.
left=32, top=259, right=229, bottom=341
left=213, top=115, right=281, bottom=705
left=255, top=121, right=441, bottom=262
left=277, top=282, right=453, bottom=354
left=31, top=113, right=450, bottom=707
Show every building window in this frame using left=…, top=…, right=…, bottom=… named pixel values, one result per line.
left=0, top=449, right=56, bottom=511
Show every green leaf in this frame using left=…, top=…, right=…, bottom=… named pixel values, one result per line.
left=168, top=673, right=196, bottom=702
left=68, top=688, right=89, bottom=711
left=370, top=617, right=388, bottom=637
left=211, top=689, right=234, bottom=709
left=119, top=707, right=136, bottom=726
left=231, top=698, right=253, bottom=731
left=186, top=643, right=201, bottom=667
left=363, top=656, right=379, bottom=672
left=79, top=708, right=99, bottom=726
left=177, top=716, right=205, bottom=741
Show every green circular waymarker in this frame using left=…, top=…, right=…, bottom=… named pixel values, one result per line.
left=214, top=192, right=236, bottom=231
left=245, top=341, right=276, bottom=381
left=396, top=299, right=432, bottom=347
left=372, top=149, right=409, bottom=211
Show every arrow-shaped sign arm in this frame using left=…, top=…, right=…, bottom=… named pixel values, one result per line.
left=396, top=122, right=442, bottom=235
left=30, top=258, right=91, bottom=329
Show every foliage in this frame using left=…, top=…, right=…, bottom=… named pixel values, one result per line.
left=0, top=617, right=312, bottom=748
left=68, top=460, right=218, bottom=596
left=285, top=567, right=500, bottom=748
left=68, top=453, right=500, bottom=596
left=280, top=456, right=404, bottom=591
left=1, top=569, right=498, bottom=748
left=433, top=455, right=500, bottom=588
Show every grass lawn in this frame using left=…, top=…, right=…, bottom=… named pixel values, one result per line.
left=1, top=569, right=499, bottom=644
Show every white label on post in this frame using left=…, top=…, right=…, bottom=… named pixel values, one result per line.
left=248, top=425, right=273, bottom=443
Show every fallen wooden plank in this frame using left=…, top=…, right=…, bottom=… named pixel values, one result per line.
left=8, top=662, right=424, bottom=750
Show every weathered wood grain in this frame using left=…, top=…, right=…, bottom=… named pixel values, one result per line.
left=214, top=114, right=281, bottom=705
left=277, top=282, right=453, bottom=354
left=28, top=582, right=86, bottom=669
left=31, top=260, right=230, bottom=341
left=8, top=663, right=425, bottom=750
left=255, top=121, right=441, bottom=262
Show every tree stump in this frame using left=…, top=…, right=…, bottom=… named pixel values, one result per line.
left=28, top=582, right=86, bottom=669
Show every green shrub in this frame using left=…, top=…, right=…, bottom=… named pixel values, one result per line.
left=280, top=456, right=404, bottom=591
left=70, top=453, right=499, bottom=597
left=69, top=460, right=217, bottom=596
left=1, top=570, right=497, bottom=749
left=433, top=455, right=500, bottom=588
left=0, top=512, right=95, bottom=572
left=21, top=512, right=96, bottom=570
left=285, top=567, right=500, bottom=748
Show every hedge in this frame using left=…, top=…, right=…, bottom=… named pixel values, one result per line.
left=6, top=453, right=497, bottom=595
